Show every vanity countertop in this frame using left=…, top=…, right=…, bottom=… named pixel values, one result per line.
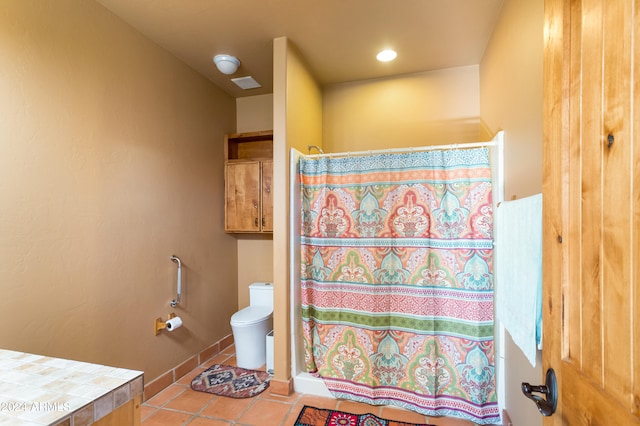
left=0, top=349, right=143, bottom=425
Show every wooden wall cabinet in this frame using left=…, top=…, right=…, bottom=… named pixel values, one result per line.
left=224, top=131, right=273, bottom=233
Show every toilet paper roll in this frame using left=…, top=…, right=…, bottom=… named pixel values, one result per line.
left=165, top=316, right=183, bottom=331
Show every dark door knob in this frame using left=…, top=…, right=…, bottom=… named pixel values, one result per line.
left=522, top=368, right=558, bottom=416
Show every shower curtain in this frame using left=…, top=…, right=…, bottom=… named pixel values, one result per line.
left=299, top=148, right=499, bottom=424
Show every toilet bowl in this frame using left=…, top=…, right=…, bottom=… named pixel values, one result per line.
left=230, top=282, right=273, bottom=370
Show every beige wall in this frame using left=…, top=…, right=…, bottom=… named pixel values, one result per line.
left=0, top=0, right=237, bottom=382
left=323, top=66, right=481, bottom=152
left=480, top=0, right=544, bottom=424
left=236, top=94, right=273, bottom=134
left=273, top=37, right=323, bottom=383
left=235, top=94, right=274, bottom=309
left=480, top=0, right=544, bottom=201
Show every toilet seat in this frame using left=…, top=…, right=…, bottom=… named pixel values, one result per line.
left=230, top=306, right=272, bottom=326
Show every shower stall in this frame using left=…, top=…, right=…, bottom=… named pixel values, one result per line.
left=288, top=132, right=506, bottom=410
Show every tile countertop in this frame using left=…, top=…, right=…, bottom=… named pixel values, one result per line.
left=0, top=349, right=143, bottom=425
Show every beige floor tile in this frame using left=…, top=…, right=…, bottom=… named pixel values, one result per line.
left=380, top=406, right=431, bottom=424
left=164, top=388, right=217, bottom=413
left=139, top=404, right=157, bottom=421
left=185, top=418, right=230, bottom=426
left=221, top=344, right=235, bottom=355
left=198, top=396, right=254, bottom=421
left=283, top=402, right=306, bottom=425
left=177, top=366, right=206, bottom=386
left=296, top=394, right=340, bottom=410
left=144, top=384, right=187, bottom=407
left=200, top=353, right=233, bottom=368
left=259, top=390, right=300, bottom=403
left=224, top=355, right=237, bottom=366
left=236, top=399, right=293, bottom=425
left=141, top=408, right=192, bottom=425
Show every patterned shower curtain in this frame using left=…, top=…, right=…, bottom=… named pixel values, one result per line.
left=299, top=148, right=500, bottom=424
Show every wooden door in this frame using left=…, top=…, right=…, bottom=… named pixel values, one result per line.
left=225, top=161, right=261, bottom=232
left=261, top=160, right=273, bottom=232
left=543, top=0, right=640, bottom=423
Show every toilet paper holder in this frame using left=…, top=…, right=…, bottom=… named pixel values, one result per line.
left=155, top=313, right=177, bottom=335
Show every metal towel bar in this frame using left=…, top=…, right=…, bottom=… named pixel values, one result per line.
left=170, top=255, right=181, bottom=307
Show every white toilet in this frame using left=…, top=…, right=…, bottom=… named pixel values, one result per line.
left=230, top=282, right=273, bottom=369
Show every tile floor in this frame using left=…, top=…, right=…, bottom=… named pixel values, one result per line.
left=141, top=345, right=478, bottom=426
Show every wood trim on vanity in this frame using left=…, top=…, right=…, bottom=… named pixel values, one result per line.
left=93, top=394, right=142, bottom=426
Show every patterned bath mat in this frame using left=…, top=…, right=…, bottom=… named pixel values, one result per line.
left=294, top=405, right=434, bottom=426
left=190, top=364, right=270, bottom=398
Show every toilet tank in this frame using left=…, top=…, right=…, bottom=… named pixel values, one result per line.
left=249, top=282, right=273, bottom=309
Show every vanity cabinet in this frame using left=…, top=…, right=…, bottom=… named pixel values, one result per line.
left=224, top=131, right=273, bottom=233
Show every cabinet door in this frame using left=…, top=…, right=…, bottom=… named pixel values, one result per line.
left=261, top=160, right=273, bottom=232
left=225, top=162, right=260, bottom=232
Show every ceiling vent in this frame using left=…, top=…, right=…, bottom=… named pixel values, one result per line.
left=231, top=76, right=262, bottom=90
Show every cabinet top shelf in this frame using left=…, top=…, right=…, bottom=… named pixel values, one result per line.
left=226, top=130, right=273, bottom=141
left=225, top=130, right=273, bottom=162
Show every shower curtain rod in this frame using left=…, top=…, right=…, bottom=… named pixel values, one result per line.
left=303, top=140, right=498, bottom=159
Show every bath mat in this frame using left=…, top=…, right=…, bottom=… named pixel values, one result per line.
left=294, top=405, right=434, bottom=426
left=190, top=364, right=270, bottom=398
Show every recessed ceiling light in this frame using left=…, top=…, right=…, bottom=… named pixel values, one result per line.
left=376, top=49, right=397, bottom=62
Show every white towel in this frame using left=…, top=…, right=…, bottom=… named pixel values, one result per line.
left=495, top=194, right=542, bottom=367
